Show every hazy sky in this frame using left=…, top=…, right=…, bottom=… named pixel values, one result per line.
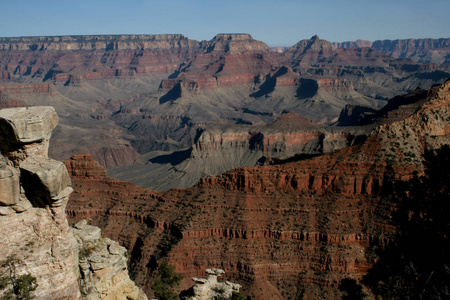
left=2, top=0, right=449, bottom=46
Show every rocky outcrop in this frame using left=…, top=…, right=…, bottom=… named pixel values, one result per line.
left=73, top=220, right=148, bottom=300
left=0, top=106, right=146, bottom=299
left=65, top=154, right=108, bottom=178
left=286, top=35, right=335, bottom=60
left=201, top=34, right=270, bottom=54
left=187, top=269, right=241, bottom=300
left=0, top=106, right=80, bottom=299
left=192, top=112, right=362, bottom=160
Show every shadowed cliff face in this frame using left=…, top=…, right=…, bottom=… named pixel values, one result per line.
left=66, top=80, right=450, bottom=299
left=108, top=111, right=369, bottom=191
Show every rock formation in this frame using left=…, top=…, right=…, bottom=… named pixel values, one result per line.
left=0, top=106, right=146, bottom=299
left=65, top=80, right=450, bottom=299
left=0, top=33, right=448, bottom=190
left=108, top=111, right=369, bottom=190
left=186, top=269, right=241, bottom=300
left=0, top=106, right=80, bottom=299
left=73, top=219, right=147, bottom=300
left=334, top=37, right=450, bottom=64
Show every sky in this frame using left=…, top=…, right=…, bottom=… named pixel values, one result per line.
left=1, top=0, right=449, bottom=47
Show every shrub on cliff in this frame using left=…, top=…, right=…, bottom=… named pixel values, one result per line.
left=151, top=262, right=183, bottom=300
left=0, top=255, right=38, bottom=299
left=364, top=145, right=450, bottom=299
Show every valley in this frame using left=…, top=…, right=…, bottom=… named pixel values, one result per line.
left=0, top=32, right=449, bottom=299
left=0, top=34, right=448, bottom=190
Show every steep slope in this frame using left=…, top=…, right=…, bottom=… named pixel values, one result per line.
left=109, top=111, right=368, bottom=190
left=336, top=86, right=429, bottom=126
left=66, top=80, right=450, bottom=299
left=334, top=37, right=450, bottom=64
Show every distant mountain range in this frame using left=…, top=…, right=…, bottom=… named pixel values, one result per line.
left=0, top=34, right=448, bottom=190
left=333, top=37, right=450, bottom=64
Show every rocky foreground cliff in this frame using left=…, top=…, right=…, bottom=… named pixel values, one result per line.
left=66, top=80, right=450, bottom=299
left=0, top=106, right=146, bottom=299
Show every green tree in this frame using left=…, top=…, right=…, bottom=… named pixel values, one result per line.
left=364, top=145, right=450, bottom=299
left=151, top=262, right=183, bottom=300
left=231, top=291, right=248, bottom=300
left=0, top=255, right=38, bottom=299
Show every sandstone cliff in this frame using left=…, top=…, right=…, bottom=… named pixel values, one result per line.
left=0, top=106, right=146, bottom=299
left=334, top=37, right=450, bottom=64
left=0, top=106, right=80, bottom=299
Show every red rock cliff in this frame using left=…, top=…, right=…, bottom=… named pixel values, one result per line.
left=66, top=81, right=450, bottom=298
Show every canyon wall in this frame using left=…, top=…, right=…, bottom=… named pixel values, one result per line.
left=108, top=111, right=369, bottom=191
left=0, top=33, right=448, bottom=190
left=66, top=80, right=450, bottom=299
left=334, top=37, right=450, bottom=64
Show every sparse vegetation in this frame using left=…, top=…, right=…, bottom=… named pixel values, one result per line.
left=231, top=291, right=248, bottom=300
left=0, top=256, right=38, bottom=299
left=151, top=262, right=182, bottom=300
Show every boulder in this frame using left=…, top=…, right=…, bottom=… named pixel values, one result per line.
left=0, top=106, right=58, bottom=144
left=189, top=268, right=241, bottom=300
left=19, top=156, right=71, bottom=207
left=0, top=162, right=19, bottom=206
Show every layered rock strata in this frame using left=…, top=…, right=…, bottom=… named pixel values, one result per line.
left=334, top=38, right=450, bottom=64
left=0, top=33, right=448, bottom=184
left=108, top=111, right=368, bottom=191
left=0, top=106, right=146, bottom=299
left=73, top=219, right=148, bottom=300
left=0, top=106, right=80, bottom=299
left=66, top=80, right=450, bottom=299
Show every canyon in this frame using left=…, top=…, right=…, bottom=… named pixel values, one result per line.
left=0, top=33, right=449, bottom=298
left=0, top=34, right=449, bottom=190
left=66, top=80, right=450, bottom=298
